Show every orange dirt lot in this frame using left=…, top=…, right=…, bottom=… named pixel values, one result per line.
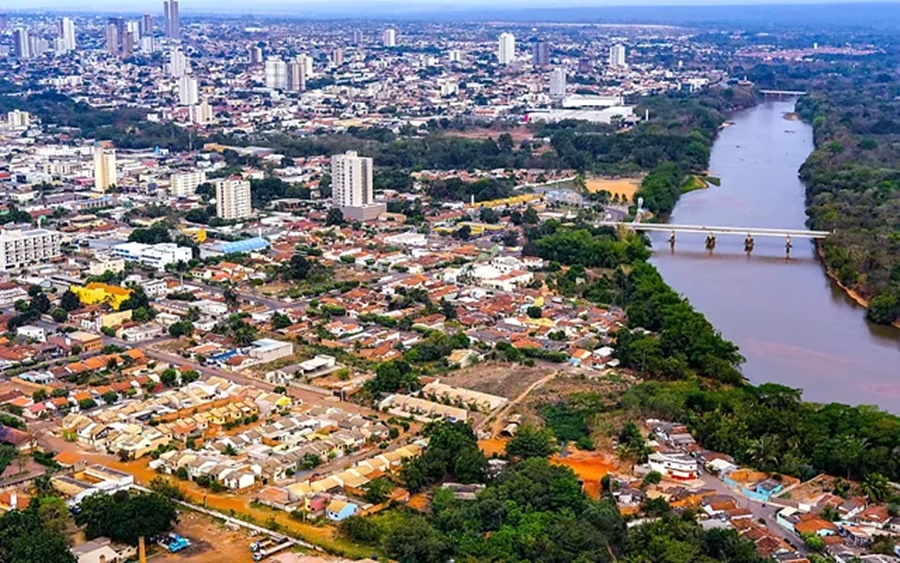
left=551, top=452, right=615, bottom=500
left=157, top=512, right=255, bottom=563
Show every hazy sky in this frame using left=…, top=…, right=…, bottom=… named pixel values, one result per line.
left=4, top=0, right=900, bottom=14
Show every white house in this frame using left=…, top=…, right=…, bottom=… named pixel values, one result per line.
left=648, top=452, right=699, bottom=480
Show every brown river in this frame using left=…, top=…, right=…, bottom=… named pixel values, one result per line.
left=648, top=100, right=900, bottom=413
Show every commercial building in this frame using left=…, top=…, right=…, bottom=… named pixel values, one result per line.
left=6, top=110, right=31, bottom=129
left=215, top=179, right=252, bottom=220
left=609, top=43, right=626, bottom=67
left=69, top=283, right=132, bottom=311
left=382, top=28, right=396, bottom=47
left=0, top=229, right=62, bottom=271
left=13, top=28, right=30, bottom=60
left=178, top=75, right=198, bottom=106
left=549, top=67, right=566, bottom=99
left=286, top=58, right=306, bottom=92
left=93, top=144, right=117, bottom=192
left=111, top=242, right=193, bottom=270
left=190, top=99, right=214, bottom=125
left=332, top=151, right=385, bottom=221
left=170, top=170, right=207, bottom=197
left=498, top=33, right=515, bottom=65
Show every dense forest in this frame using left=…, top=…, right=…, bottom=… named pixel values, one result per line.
left=745, top=55, right=900, bottom=325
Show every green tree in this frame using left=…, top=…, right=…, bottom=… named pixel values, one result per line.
left=861, top=472, right=891, bottom=502
left=101, top=391, right=118, bottom=405
left=325, top=208, right=345, bottom=226
left=362, top=477, right=395, bottom=504
left=60, top=290, right=82, bottom=311
left=505, top=424, right=557, bottom=459
left=50, top=308, right=68, bottom=322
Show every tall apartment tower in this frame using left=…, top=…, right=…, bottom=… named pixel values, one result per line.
left=532, top=40, right=550, bottom=66
left=93, top=144, right=117, bottom=192
left=248, top=45, right=263, bottom=65
left=609, top=44, right=626, bottom=67
left=164, top=0, right=181, bottom=39
left=382, top=28, right=396, bottom=48
left=58, top=17, right=76, bottom=52
left=169, top=47, right=187, bottom=77
left=498, top=33, right=515, bottom=65
left=286, top=58, right=306, bottom=92
left=178, top=75, right=198, bottom=106
left=352, top=29, right=363, bottom=45
left=264, top=57, right=287, bottom=90
left=141, top=14, right=154, bottom=36
left=216, top=179, right=252, bottom=220
left=549, top=67, right=567, bottom=99
left=332, top=151, right=373, bottom=209
left=13, top=28, right=30, bottom=60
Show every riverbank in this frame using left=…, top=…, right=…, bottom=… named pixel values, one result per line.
left=817, top=246, right=900, bottom=329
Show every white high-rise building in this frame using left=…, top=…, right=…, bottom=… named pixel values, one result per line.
left=170, top=170, right=207, bottom=197
left=332, top=151, right=373, bottom=209
left=126, top=20, right=140, bottom=42
left=498, top=32, right=515, bottom=65
left=264, top=57, right=287, bottom=90
left=609, top=44, right=626, bottom=67
left=164, top=0, right=181, bottom=39
left=93, top=144, right=117, bottom=192
left=6, top=110, right=31, bottom=129
left=448, top=49, right=463, bottom=63
left=216, top=179, right=252, bottom=220
left=549, top=67, right=567, bottom=98
left=382, top=28, right=396, bottom=48
left=169, top=47, right=187, bottom=78
left=178, top=75, right=198, bottom=106
left=57, top=17, right=76, bottom=52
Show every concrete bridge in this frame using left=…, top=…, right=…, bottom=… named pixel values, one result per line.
left=760, top=89, right=809, bottom=97
left=595, top=221, right=831, bottom=254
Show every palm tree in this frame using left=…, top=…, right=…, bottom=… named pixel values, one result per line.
left=860, top=472, right=891, bottom=502
left=746, top=436, right=780, bottom=470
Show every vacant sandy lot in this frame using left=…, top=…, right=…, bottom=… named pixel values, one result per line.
left=156, top=511, right=255, bottom=563
left=439, top=362, right=557, bottom=399
left=552, top=449, right=617, bottom=500
left=445, top=126, right=533, bottom=143
left=584, top=177, right=642, bottom=202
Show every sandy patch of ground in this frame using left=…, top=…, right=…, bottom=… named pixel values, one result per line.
left=551, top=449, right=617, bottom=500
left=445, top=127, right=533, bottom=143
left=478, top=438, right=508, bottom=458
left=156, top=511, right=255, bottom=563
left=438, top=362, right=557, bottom=400
left=584, top=177, right=642, bottom=202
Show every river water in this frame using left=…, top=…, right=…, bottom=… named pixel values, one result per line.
left=648, top=100, right=900, bottom=413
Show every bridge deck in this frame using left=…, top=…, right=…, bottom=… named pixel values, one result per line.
left=595, top=222, right=830, bottom=239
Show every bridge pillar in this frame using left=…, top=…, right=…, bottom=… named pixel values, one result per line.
left=744, top=235, right=754, bottom=253
left=705, top=234, right=716, bottom=251
left=785, top=234, right=792, bottom=257
left=668, top=230, right=676, bottom=247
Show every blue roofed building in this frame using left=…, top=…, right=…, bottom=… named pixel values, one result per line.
left=210, top=237, right=269, bottom=255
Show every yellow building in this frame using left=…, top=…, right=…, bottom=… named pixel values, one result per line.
left=70, top=283, right=133, bottom=310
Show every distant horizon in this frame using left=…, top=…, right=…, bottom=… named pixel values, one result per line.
left=3, top=0, right=900, bottom=15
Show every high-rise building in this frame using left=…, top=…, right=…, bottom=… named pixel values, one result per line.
left=105, top=22, right=119, bottom=55
left=169, top=47, right=187, bottom=77
left=578, top=56, right=592, bottom=74
left=170, top=170, right=206, bottom=197
left=352, top=29, right=363, bottom=45
left=498, top=32, right=515, bottom=65
left=13, top=28, right=30, bottom=60
left=332, top=151, right=373, bottom=209
left=164, top=0, right=181, bottom=39
left=448, top=49, right=462, bottom=63
left=299, top=54, right=313, bottom=77
left=190, top=99, right=214, bottom=125
left=286, top=58, right=306, bottom=92
left=216, top=179, right=252, bottom=220
left=6, top=110, right=31, bottom=128
left=58, top=17, right=76, bottom=52
left=532, top=40, right=550, bottom=66
left=382, top=28, right=396, bottom=48
left=248, top=45, right=263, bottom=65
left=93, top=144, right=117, bottom=192
left=609, top=44, right=626, bottom=67
left=264, top=57, right=287, bottom=90
left=141, top=14, right=154, bottom=36
left=333, top=48, right=343, bottom=67
left=549, top=67, right=566, bottom=99
left=178, top=75, right=198, bottom=106
left=0, top=14, right=8, bottom=32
